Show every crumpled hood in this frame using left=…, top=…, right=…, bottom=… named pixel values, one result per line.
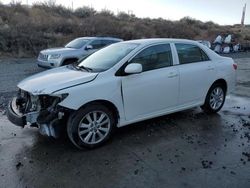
left=18, top=66, right=98, bottom=95
left=41, top=47, right=76, bottom=55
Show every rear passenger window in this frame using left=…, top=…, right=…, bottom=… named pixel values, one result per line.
left=175, top=44, right=210, bottom=64
left=130, top=44, right=172, bottom=72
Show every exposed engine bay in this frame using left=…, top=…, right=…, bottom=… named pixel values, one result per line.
left=7, top=89, right=70, bottom=138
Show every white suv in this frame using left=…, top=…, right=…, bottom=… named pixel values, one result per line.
left=37, top=37, right=122, bottom=68
left=7, top=39, right=237, bottom=149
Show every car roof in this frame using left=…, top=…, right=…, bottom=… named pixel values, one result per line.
left=77, top=37, right=123, bottom=41
left=119, top=38, right=221, bottom=60
left=121, top=38, right=200, bottom=46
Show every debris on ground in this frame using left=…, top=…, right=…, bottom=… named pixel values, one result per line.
left=230, top=171, right=236, bottom=175
left=242, top=152, right=250, bottom=161
left=201, top=160, right=213, bottom=169
left=244, top=133, right=250, bottom=141
left=134, top=169, right=139, bottom=175
left=243, top=121, right=250, bottom=128
left=104, top=160, right=109, bottom=166
left=16, top=162, right=23, bottom=170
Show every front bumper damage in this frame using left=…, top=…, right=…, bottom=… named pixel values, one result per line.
left=7, top=90, right=70, bottom=138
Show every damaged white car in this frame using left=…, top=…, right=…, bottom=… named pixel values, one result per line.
left=7, top=39, right=237, bottom=149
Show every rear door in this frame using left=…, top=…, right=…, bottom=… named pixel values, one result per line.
left=175, top=43, right=216, bottom=105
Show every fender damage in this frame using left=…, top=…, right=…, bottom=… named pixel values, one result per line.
left=7, top=65, right=98, bottom=138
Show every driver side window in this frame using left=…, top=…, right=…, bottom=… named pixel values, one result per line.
left=89, top=40, right=105, bottom=49
left=130, top=44, right=172, bottom=72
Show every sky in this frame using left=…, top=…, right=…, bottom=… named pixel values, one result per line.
left=1, top=0, right=250, bottom=25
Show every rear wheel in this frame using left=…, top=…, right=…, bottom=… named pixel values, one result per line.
left=201, top=84, right=226, bottom=113
left=67, top=104, right=115, bottom=149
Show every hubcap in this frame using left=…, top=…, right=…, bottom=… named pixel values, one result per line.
left=209, top=87, right=224, bottom=110
left=78, top=111, right=111, bottom=144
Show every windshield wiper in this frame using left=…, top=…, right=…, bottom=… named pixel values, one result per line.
left=69, top=62, right=93, bottom=72
left=77, top=65, right=93, bottom=72
left=68, top=63, right=92, bottom=72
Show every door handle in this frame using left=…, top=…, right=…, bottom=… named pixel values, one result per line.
left=168, top=73, right=178, bottom=78
left=207, top=66, right=215, bottom=71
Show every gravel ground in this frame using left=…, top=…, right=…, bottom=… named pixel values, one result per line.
left=0, top=53, right=250, bottom=188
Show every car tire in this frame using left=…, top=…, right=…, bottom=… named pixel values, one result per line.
left=201, top=84, right=226, bottom=113
left=67, top=103, right=115, bottom=149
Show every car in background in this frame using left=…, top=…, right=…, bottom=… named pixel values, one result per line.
left=8, top=39, right=237, bottom=149
left=197, top=40, right=211, bottom=49
left=37, top=37, right=123, bottom=68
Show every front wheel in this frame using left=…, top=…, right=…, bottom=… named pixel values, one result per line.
left=201, top=84, right=226, bottom=113
left=67, top=104, right=115, bottom=149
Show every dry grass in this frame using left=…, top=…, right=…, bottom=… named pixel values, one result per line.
left=0, top=3, right=249, bottom=57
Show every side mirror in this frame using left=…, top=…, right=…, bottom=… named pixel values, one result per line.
left=124, top=63, right=142, bottom=74
left=85, top=45, right=93, bottom=50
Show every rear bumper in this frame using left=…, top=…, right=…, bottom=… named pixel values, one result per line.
left=7, top=99, right=26, bottom=127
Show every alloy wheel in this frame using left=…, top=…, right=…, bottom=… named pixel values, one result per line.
left=78, top=111, right=111, bottom=144
left=209, top=87, right=224, bottom=110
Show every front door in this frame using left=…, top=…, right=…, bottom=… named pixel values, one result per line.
left=121, top=44, right=179, bottom=121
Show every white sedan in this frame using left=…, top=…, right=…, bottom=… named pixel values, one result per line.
left=7, top=39, right=237, bottom=149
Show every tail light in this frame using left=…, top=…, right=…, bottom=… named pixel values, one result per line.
left=233, top=64, right=237, bottom=70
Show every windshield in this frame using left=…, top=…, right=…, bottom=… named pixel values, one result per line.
left=65, top=38, right=90, bottom=49
left=78, top=43, right=139, bottom=72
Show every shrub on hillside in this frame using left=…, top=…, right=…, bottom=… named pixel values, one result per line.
left=74, top=6, right=96, bottom=18
left=0, top=2, right=248, bottom=57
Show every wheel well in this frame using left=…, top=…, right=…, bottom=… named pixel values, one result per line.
left=80, top=100, right=119, bottom=124
left=212, top=79, right=227, bottom=93
left=62, top=58, right=78, bottom=65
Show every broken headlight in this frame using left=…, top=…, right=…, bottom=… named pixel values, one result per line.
left=39, top=94, right=68, bottom=109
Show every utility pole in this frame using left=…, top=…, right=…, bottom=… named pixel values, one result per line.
left=241, top=3, right=247, bottom=26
